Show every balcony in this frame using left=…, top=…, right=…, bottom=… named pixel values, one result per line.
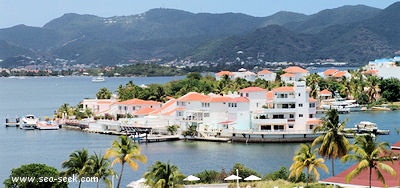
left=252, top=118, right=287, bottom=125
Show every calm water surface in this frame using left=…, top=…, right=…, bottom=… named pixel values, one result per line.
left=0, top=77, right=399, bottom=187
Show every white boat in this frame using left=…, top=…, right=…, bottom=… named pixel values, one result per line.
left=92, top=76, right=105, bottom=82
left=36, top=121, right=59, bottom=130
left=343, top=121, right=390, bottom=136
left=20, top=114, right=38, bottom=130
left=320, top=92, right=361, bottom=112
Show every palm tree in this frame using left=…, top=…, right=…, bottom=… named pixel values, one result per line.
left=105, top=135, right=147, bottom=188
left=342, top=134, right=396, bottom=188
left=96, top=87, right=112, bottom=99
left=289, top=143, right=328, bottom=187
left=85, top=152, right=115, bottom=188
left=144, top=161, right=185, bottom=188
left=306, top=73, right=322, bottom=98
left=61, top=148, right=90, bottom=188
left=312, top=109, right=350, bottom=176
left=365, top=76, right=381, bottom=102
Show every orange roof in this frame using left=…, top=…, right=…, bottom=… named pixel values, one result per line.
left=231, top=97, right=249, bottom=103
left=309, top=98, right=317, bottom=102
left=321, top=145, right=400, bottom=187
left=323, top=69, right=338, bottom=76
left=319, top=89, right=332, bottom=95
left=306, top=118, right=321, bottom=125
left=209, top=96, right=233, bottom=103
left=266, top=91, right=274, bottom=100
left=281, top=73, right=295, bottom=77
left=134, top=107, right=156, bottom=115
left=150, top=99, right=176, bottom=115
left=362, top=69, right=378, bottom=75
left=258, top=69, right=273, bottom=74
left=273, top=86, right=294, bottom=92
left=333, top=71, right=348, bottom=78
left=239, top=87, right=267, bottom=93
left=178, top=92, right=210, bottom=102
left=284, top=66, right=308, bottom=73
left=215, top=71, right=234, bottom=76
left=118, top=98, right=160, bottom=105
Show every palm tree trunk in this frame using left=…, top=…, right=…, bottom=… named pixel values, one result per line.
left=97, top=180, right=100, bottom=188
left=332, top=159, right=335, bottom=176
left=307, top=169, right=309, bottom=188
left=117, top=164, right=125, bottom=188
left=369, top=167, right=372, bottom=188
left=78, top=180, right=82, bottom=188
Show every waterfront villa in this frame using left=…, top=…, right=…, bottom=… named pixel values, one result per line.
left=80, top=81, right=319, bottom=140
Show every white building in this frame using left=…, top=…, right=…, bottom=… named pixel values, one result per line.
left=257, top=69, right=276, bottom=82
left=366, top=56, right=400, bottom=79
left=250, top=81, right=318, bottom=132
left=281, top=66, right=309, bottom=84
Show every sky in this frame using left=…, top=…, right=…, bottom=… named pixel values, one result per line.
left=0, top=0, right=399, bottom=29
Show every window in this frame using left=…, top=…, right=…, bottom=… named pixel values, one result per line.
left=289, top=124, right=294, bottom=128
left=298, top=93, right=301, bottom=96
left=118, top=106, right=122, bottom=110
left=177, top=111, right=183, bottom=116
left=202, top=102, right=210, bottom=108
left=282, top=104, right=288, bottom=108
left=228, top=103, right=237, bottom=108
left=204, top=113, right=210, bottom=117
left=309, top=114, right=314, bottom=118
left=246, top=93, right=249, bottom=97
left=273, top=114, right=284, bottom=119
left=309, top=103, right=316, bottom=108
left=124, top=106, right=127, bottom=111
left=261, top=125, right=271, bottom=130
left=132, top=106, right=136, bottom=110
left=299, top=114, right=303, bottom=117
left=298, top=103, right=303, bottom=107
left=289, top=114, right=294, bottom=118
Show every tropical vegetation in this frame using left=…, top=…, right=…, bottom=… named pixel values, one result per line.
left=342, top=134, right=396, bottom=188
left=289, top=143, right=329, bottom=187
left=4, top=163, right=68, bottom=188
left=143, top=161, right=185, bottom=188
left=105, top=135, right=147, bottom=188
left=312, top=109, right=350, bottom=176
left=61, top=148, right=90, bottom=188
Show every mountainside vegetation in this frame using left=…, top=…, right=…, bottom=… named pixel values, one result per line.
left=0, top=3, right=399, bottom=67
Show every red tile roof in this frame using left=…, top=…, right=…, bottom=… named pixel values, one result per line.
left=239, top=87, right=267, bottom=93
left=266, top=91, right=274, bottom=100
left=333, top=71, right=348, bottom=78
left=178, top=92, right=210, bottom=102
left=319, top=89, right=332, bottom=95
left=284, top=66, right=309, bottom=73
left=215, top=71, right=234, bottom=76
left=133, top=107, right=156, bottom=115
left=281, top=73, right=295, bottom=77
left=118, top=98, right=160, bottom=105
left=323, top=69, right=339, bottom=76
left=321, top=143, right=400, bottom=187
left=258, top=69, right=273, bottom=74
left=273, top=86, right=294, bottom=92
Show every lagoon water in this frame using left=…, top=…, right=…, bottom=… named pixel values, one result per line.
left=0, top=76, right=399, bottom=187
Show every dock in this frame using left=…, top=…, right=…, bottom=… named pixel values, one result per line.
left=138, top=135, right=180, bottom=143
left=230, top=131, right=320, bottom=143
left=5, top=117, right=20, bottom=127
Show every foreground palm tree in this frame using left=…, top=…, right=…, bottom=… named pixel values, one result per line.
left=61, top=148, right=90, bottom=188
left=105, top=135, right=147, bottom=188
left=144, top=161, right=185, bottom=188
left=85, top=152, right=115, bottom=188
left=342, top=134, right=396, bottom=188
left=312, top=109, right=350, bottom=176
left=289, top=144, right=328, bottom=187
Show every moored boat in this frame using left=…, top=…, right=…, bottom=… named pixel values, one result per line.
left=36, top=120, right=59, bottom=130
left=20, top=114, right=38, bottom=130
left=91, top=76, right=105, bottom=82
